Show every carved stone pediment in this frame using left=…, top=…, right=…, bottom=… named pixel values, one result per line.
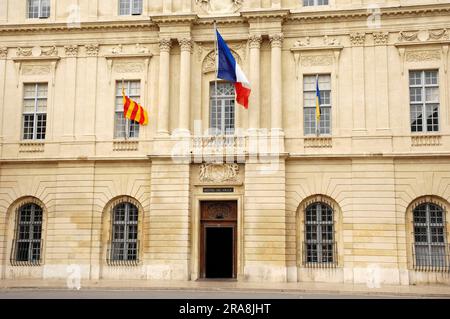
left=196, top=0, right=243, bottom=14
left=198, top=163, right=240, bottom=184
left=202, top=49, right=242, bottom=73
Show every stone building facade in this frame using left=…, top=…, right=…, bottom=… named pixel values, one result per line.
left=0, top=0, right=450, bottom=286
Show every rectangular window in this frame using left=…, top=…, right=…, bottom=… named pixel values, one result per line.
left=303, top=0, right=329, bottom=6
left=209, top=82, right=235, bottom=135
left=27, top=0, right=50, bottom=19
left=119, top=0, right=142, bottom=15
left=23, top=83, right=47, bottom=140
left=303, top=74, right=331, bottom=136
left=409, top=70, right=440, bottom=133
left=115, top=80, right=140, bottom=139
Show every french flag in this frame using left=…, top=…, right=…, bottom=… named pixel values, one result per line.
left=216, top=30, right=251, bottom=109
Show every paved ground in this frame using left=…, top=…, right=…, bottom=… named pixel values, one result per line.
left=1, top=279, right=450, bottom=299
left=0, top=288, right=431, bottom=299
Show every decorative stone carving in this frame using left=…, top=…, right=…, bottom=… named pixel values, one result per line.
left=199, top=163, right=239, bottom=183
left=85, top=44, right=99, bottom=56
left=114, top=62, right=144, bottom=73
left=429, top=29, right=449, bottom=41
left=323, top=35, right=340, bottom=46
left=248, top=35, right=262, bottom=49
left=111, top=44, right=123, bottom=55
left=197, top=42, right=246, bottom=62
left=159, top=38, right=172, bottom=53
left=203, top=49, right=241, bottom=73
left=398, top=30, right=418, bottom=42
left=22, top=64, right=51, bottom=75
left=0, top=47, right=7, bottom=59
left=17, top=47, right=33, bottom=57
left=350, top=33, right=366, bottom=46
left=178, top=38, right=193, bottom=52
left=406, top=50, right=441, bottom=62
left=269, top=33, right=284, bottom=48
left=301, top=55, right=334, bottom=66
left=41, top=46, right=58, bottom=57
left=373, top=32, right=389, bottom=45
left=64, top=45, right=78, bottom=57
left=293, top=37, right=311, bottom=48
left=195, top=0, right=243, bottom=14
left=135, top=43, right=150, bottom=54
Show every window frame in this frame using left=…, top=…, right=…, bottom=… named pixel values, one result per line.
left=209, top=82, right=236, bottom=136
left=114, top=80, right=141, bottom=139
left=409, top=69, right=440, bottom=133
left=22, top=83, right=48, bottom=141
left=413, top=202, right=448, bottom=270
left=303, top=74, right=332, bottom=136
left=303, top=0, right=329, bottom=6
left=27, top=0, right=50, bottom=19
left=12, top=203, right=43, bottom=265
left=118, top=0, right=143, bottom=16
left=304, top=202, right=336, bottom=266
left=109, top=202, right=139, bottom=263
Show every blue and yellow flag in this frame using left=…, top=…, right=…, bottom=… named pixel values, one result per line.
left=315, top=76, right=321, bottom=124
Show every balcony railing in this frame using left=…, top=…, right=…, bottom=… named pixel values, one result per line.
left=412, top=243, right=450, bottom=272
left=106, top=240, right=140, bottom=266
left=302, top=242, right=338, bottom=269
left=192, top=135, right=246, bottom=156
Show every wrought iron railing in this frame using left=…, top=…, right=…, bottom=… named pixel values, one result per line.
left=412, top=243, right=450, bottom=272
left=302, top=242, right=338, bottom=269
left=10, top=240, right=42, bottom=266
left=106, top=240, right=140, bottom=266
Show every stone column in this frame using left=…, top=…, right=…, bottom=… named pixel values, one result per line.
left=248, top=35, right=262, bottom=131
left=269, top=33, right=283, bottom=133
left=158, top=38, right=172, bottom=136
left=178, top=38, right=192, bottom=135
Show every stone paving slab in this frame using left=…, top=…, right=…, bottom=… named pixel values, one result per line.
left=1, top=280, right=449, bottom=297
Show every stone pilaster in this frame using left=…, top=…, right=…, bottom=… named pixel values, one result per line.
left=158, top=38, right=172, bottom=136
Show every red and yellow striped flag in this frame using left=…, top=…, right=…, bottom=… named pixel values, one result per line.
left=122, top=89, right=148, bottom=126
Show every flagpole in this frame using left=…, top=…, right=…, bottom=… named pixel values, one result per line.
left=316, top=74, right=320, bottom=137
left=213, top=20, right=220, bottom=139
left=122, top=78, right=128, bottom=141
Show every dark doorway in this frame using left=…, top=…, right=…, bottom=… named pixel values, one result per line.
left=200, top=201, right=237, bottom=279
left=205, top=227, right=234, bottom=278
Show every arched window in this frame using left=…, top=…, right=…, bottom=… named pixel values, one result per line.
left=108, top=202, right=139, bottom=264
left=304, top=202, right=336, bottom=267
left=413, top=202, right=448, bottom=270
left=12, top=203, right=43, bottom=265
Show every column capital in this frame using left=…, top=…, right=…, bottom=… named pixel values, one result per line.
left=178, top=38, right=193, bottom=52
left=269, top=33, right=284, bottom=48
left=248, top=35, right=262, bottom=49
left=159, top=38, right=172, bottom=53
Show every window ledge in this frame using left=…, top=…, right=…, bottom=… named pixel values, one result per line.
left=19, top=141, right=45, bottom=153
left=304, top=137, right=332, bottom=148
left=113, top=140, right=139, bottom=151
left=411, top=135, right=441, bottom=147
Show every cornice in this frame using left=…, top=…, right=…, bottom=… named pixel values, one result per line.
left=287, top=3, right=450, bottom=22
left=241, top=9, right=290, bottom=21
left=0, top=20, right=157, bottom=34
left=150, top=13, right=198, bottom=25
